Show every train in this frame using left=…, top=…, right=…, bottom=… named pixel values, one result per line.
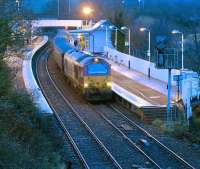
left=52, top=35, right=113, bottom=101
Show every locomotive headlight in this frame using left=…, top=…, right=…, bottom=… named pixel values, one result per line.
left=94, top=58, right=99, bottom=62
left=84, top=83, right=89, bottom=88
left=106, top=82, right=112, bottom=87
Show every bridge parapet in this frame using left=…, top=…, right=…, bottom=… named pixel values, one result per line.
left=31, top=20, right=83, bottom=28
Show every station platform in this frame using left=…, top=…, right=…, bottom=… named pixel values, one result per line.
left=109, top=59, right=177, bottom=109
left=108, top=60, right=179, bottom=122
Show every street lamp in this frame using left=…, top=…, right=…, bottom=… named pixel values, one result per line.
left=121, top=26, right=131, bottom=69
left=140, top=27, right=151, bottom=79
left=57, top=0, right=59, bottom=18
left=82, top=6, right=94, bottom=26
left=16, top=0, right=20, bottom=12
left=109, top=25, right=118, bottom=50
left=121, top=26, right=131, bottom=55
left=171, top=29, right=184, bottom=70
left=68, top=0, right=71, bottom=16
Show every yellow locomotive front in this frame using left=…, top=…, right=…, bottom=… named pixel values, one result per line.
left=82, top=58, right=112, bottom=101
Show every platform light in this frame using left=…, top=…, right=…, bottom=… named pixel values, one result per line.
left=139, top=27, right=147, bottom=32
left=82, top=6, right=94, bottom=27
left=106, top=82, right=112, bottom=87
left=140, top=27, right=151, bottom=79
left=120, top=26, right=131, bottom=55
left=171, top=29, right=184, bottom=70
left=121, top=26, right=128, bottom=30
left=16, top=0, right=20, bottom=12
left=84, top=83, right=89, bottom=88
left=82, top=6, right=94, bottom=16
left=121, top=26, right=131, bottom=69
left=171, top=30, right=181, bottom=34
left=94, top=58, right=99, bottom=62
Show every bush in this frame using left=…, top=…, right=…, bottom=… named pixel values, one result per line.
left=0, top=60, right=11, bottom=96
left=0, top=17, right=64, bottom=168
left=192, top=118, right=200, bottom=129
left=170, top=124, right=189, bottom=139
left=0, top=92, right=64, bottom=168
left=164, top=123, right=200, bottom=144
left=0, top=58, right=64, bottom=168
left=152, top=118, right=164, bottom=128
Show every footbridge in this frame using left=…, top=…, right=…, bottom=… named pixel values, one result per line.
left=31, top=20, right=84, bottom=29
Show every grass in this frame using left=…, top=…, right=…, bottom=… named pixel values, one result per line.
left=152, top=118, right=200, bottom=144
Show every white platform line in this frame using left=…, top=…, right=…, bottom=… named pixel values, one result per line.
left=22, top=36, right=53, bottom=114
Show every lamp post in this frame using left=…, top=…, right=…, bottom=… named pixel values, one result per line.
left=115, top=28, right=118, bottom=49
left=121, top=26, right=131, bottom=69
left=121, top=26, right=131, bottom=55
left=16, top=0, right=20, bottom=12
left=138, top=0, right=141, bottom=8
left=57, top=0, right=59, bottom=18
left=82, top=6, right=94, bottom=27
left=171, top=30, right=184, bottom=70
left=140, top=27, right=151, bottom=79
left=109, top=26, right=118, bottom=50
left=68, top=0, right=71, bottom=16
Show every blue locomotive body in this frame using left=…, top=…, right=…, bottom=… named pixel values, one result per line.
left=53, top=36, right=112, bottom=101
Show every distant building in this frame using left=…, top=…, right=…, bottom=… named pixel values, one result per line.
left=70, top=20, right=114, bottom=53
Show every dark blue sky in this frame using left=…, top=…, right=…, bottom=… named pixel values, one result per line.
left=24, top=0, right=49, bottom=12
left=25, top=0, right=197, bottom=13
left=24, top=0, right=80, bottom=13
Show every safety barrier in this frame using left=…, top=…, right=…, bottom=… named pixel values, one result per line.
left=105, top=47, right=180, bottom=85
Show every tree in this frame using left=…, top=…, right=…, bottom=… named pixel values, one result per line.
left=0, top=19, right=12, bottom=54
left=175, top=15, right=200, bottom=55
left=111, top=11, right=125, bottom=53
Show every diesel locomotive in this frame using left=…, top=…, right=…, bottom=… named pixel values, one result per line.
left=52, top=36, right=112, bottom=101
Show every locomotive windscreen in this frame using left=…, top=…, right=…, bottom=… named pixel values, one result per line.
left=86, top=63, right=109, bottom=76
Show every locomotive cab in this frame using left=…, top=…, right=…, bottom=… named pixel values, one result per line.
left=83, top=57, right=112, bottom=101
left=53, top=35, right=112, bottom=102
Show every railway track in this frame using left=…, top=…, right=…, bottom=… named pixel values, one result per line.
left=35, top=47, right=121, bottom=169
left=90, top=103, right=196, bottom=169
left=34, top=45, right=196, bottom=169
left=46, top=54, right=164, bottom=169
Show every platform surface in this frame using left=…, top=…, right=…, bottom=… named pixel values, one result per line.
left=110, top=60, right=178, bottom=108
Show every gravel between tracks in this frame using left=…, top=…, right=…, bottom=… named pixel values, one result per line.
left=92, top=104, right=194, bottom=169
left=112, top=104, right=200, bottom=169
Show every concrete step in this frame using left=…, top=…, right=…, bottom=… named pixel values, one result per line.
left=141, top=106, right=177, bottom=123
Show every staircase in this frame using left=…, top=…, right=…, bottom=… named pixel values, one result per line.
left=141, top=106, right=177, bottom=123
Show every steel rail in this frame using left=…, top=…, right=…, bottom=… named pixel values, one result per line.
left=89, top=104, right=162, bottom=169
left=35, top=47, right=90, bottom=169
left=110, top=104, right=196, bottom=169
left=43, top=55, right=123, bottom=169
